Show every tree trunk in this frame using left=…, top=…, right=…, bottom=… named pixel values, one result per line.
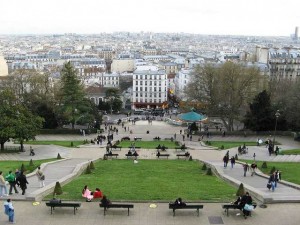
left=0, top=142, right=4, bottom=151
left=20, top=139, right=24, bottom=152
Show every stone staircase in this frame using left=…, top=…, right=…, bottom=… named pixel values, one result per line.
left=270, top=154, right=300, bottom=162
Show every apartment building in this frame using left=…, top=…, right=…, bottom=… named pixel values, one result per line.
left=132, top=69, right=168, bottom=109
left=256, top=46, right=300, bottom=80
left=175, top=68, right=191, bottom=100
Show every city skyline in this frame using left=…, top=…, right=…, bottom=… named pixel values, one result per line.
left=0, top=0, right=299, bottom=36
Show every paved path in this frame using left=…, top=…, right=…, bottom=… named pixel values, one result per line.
left=2, top=120, right=300, bottom=224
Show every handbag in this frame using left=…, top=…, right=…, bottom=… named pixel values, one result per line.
left=267, top=183, right=271, bottom=189
left=244, top=204, right=254, bottom=211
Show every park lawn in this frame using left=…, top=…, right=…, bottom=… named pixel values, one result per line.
left=22, top=140, right=86, bottom=148
left=240, top=160, right=300, bottom=185
left=0, top=159, right=57, bottom=174
left=51, top=160, right=236, bottom=201
left=207, top=141, right=257, bottom=150
left=280, top=149, right=300, bottom=155
left=118, top=140, right=180, bottom=149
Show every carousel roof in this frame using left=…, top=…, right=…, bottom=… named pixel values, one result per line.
left=178, top=111, right=207, bottom=122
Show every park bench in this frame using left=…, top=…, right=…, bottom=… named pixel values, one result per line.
left=134, top=137, right=142, bottom=141
left=104, top=153, right=119, bottom=158
left=169, top=203, right=204, bottom=216
left=175, top=146, right=187, bottom=152
left=110, top=146, right=122, bottom=151
left=156, top=153, right=170, bottom=159
left=100, top=203, right=134, bottom=216
left=164, top=137, right=174, bottom=141
left=153, top=137, right=161, bottom=140
left=127, top=146, right=141, bottom=149
left=156, top=146, right=168, bottom=151
left=176, top=153, right=190, bottom=159
left=46, top=200, right=81, bottom=215
left=222, top=203, right=257, bottom=216
left=125, top=154, right=138, bottom=159
left=121, top=137, right=130, bottom=141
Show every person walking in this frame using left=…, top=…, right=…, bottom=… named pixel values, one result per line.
left=16, top=171, right=29, bottom=195
left=250, top=162, right=257, bottom=176
left=4, top=199, right=15, bottom=223
left=243, top=163, right=249, bottom=177
left=36, top=167, right=45, bottom=188
left=0, top=171, right=8, bottom=197
left=223, top=155, right=229, bottom=168
left=230, top=156, right=235, bottom=169
left=5, top=171, right=18, bottom=195
left=269, top=172, right=277, bottom=192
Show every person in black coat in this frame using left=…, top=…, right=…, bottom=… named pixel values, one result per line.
left=16, top=171, right=29, bottom=195
left=240, top=192, right=253, bottom=218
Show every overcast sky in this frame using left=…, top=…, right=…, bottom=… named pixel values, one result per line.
left=0, top=0, right=299, bottom=36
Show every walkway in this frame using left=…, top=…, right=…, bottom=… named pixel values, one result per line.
left=1, top=120, right=300, bottom=204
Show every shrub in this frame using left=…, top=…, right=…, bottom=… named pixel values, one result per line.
left=53, top=181, right=63, bottom=197
left=235, top=154, right=238, bottom=160
left=261, top=161, right=267, bottom=169
left=270, top=166, right=276, bottom=174
left=89, top=161, right=95, bottom=170
left=29, top=159, right=34, bottom=166
left=85, top=165, right=92, bottom=174
left=236, top=183, right=245, bottom=196
left=103, top=154, right=108, bottom=160
left=20, top=163, right=25, bottom=172
left=205, top=141, right=211, bottom=145
left=70, top=142, right=74, bottom=147
left=206, top=168, right=213, bottom=175
left=220, top=145, right=224, bottom=150
left=188, top=156, right=193, bottom=161
left=57, top=153, right=62, bottom=159
left=202, top=164, right=207, bottom=170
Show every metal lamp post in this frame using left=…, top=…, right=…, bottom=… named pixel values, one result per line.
left=272, top=110, right=280, bottom=148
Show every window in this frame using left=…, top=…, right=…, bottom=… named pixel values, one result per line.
left=136, top=81, right=138, bottom=85
left=145, top=87, right=147, bottom=91
left=136, top=87, right=138, bottom=91
left=145, top=93, right=147, bottom=97
left=136, top=93, right=138, bottom=97
left=140, top=81, right=142, bottom=85
left=140, top=93, right=142, bottom=97
left=154, top=88, right=157, bottom=91
left=140, top=87, right=142, bottom=91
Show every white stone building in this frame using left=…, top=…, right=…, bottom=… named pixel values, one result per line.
left=175, top=68, right=192, bottom=100
left=132, top=69, right=168, bottom=109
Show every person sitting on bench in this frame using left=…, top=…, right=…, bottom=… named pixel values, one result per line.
left=101, top=195, right=111, bottom=207
left=133, top=151, right=139, bottom=157
left=157, top=150, right=161, bottom=156
left=174, top=197, right=186, bottom=206
left=181, top=144, right=186, bottom=150
left=29, top=146, right=35, bottom=156
left=185, top=152, right=190, bottom=157
left=127, top=150, right=132, bottom=155
left=82, top=185, right=94, bottom=202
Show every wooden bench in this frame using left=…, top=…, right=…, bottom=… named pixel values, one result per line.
left=156, top=154, right=170, bottom=159
left=127, top=146, right=141, bottom=149
left=100, top=203, right=134, bottom=216
left=104, top=153, right=119, bottom=158
left=153, top=137, right=161, bottom=141
left=156, top=146, right=168, bottom=151
left=169, top=203, right=204, bottom=216
left=46, top=201, right=81, bottom=215
left=222, top=203, right=257, bottom=216
left=125, top=154, right=138, bottom=159
left=164, top=138, right=174, bottom=141
left=134, top=137, right=142, bottom=141
left=176, top=154, right=190, bottom=159
left=110, top=146, right=122, bottom=151
left=175, top=147, right=187, bottom=152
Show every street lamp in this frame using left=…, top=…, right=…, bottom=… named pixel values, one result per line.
left=272, top=110, right=280, bottom=148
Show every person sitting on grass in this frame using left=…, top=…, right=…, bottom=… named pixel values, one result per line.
left=101, top=195, right=111, bottom=207
left=82, top=185, right=93, bottom=202
left=93, top=188, right=103, bottom=199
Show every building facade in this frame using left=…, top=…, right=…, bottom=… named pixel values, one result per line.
left=132, top=70, right=168, bottom=109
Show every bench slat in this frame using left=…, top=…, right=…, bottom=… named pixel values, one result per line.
left=100, top=203, right=134, bottom=216
left=46, top=202, right=81, bottom=215
left=169, top=204, right=203, bottom=216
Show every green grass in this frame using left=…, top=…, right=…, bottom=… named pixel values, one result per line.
left=117, top=140, right=179, bottom=149
left=280, top=149, right=300, bottom=155
left=51, top=160, right=236, bottom=201
left=240, top=160, right=300, bottom=185
left=21, top=140, right=87, bottom=148
left=0, top=159, right=57, bottom=174
left=206, top=141, right=257, bottom=149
